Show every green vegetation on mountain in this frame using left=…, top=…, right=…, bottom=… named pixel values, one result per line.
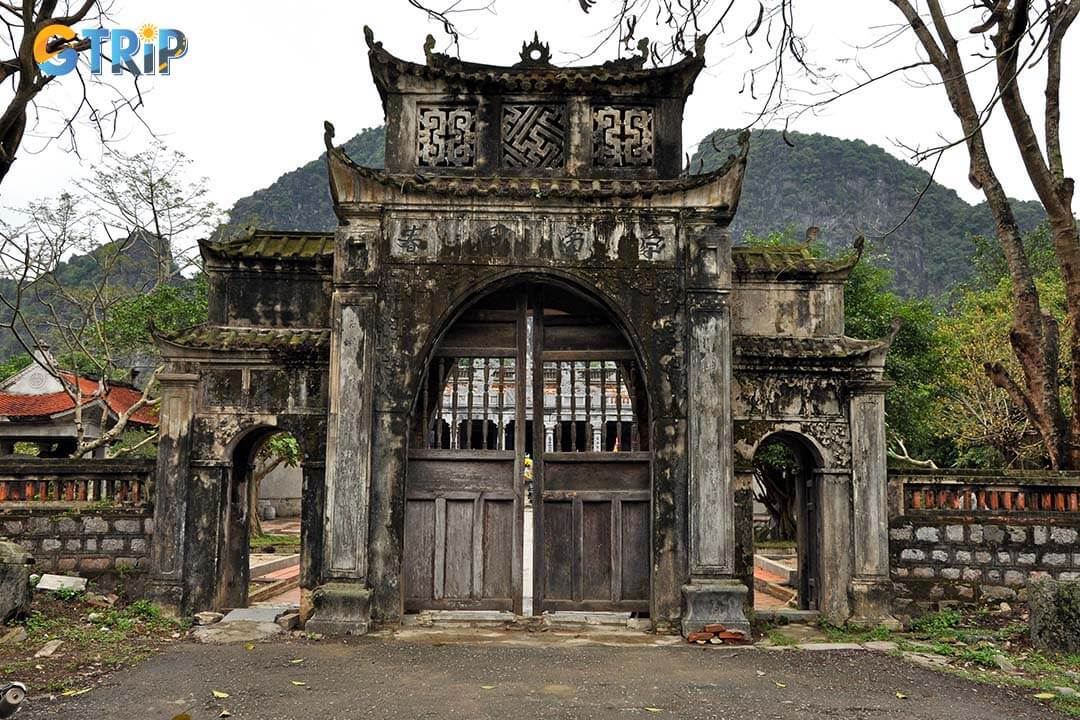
left=225, top=125, right=1045, bottom=296
left=228, top=127, right=386, bottom=233
left=696, top=129, right=1044, bottom=297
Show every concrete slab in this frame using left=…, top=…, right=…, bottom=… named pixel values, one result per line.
left=863, top=640, right=899, bottom=653
left=35, top=574, right=87, bottom=592
left=221, top=607, right=285, bottom=624
left=192, top=620, right=283, bottom=645
left=795, top=642, right=864, bottom=651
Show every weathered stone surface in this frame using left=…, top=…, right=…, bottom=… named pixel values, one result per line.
left=1029, top=577, right=1080, bottom=654
left=0, top=541, right=32, bottom=621
left=194, top=611, right=223, bottom=626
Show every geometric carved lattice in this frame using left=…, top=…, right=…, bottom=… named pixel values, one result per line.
left=593, top=106, right=654, bottom=167
left=501, top=103, right=566, bottom=168
left=418, top=105, right=477, bottom=168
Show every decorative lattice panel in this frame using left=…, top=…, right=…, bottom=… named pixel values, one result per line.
left=593, top=106, right=654, bottom=168
left=501, top=104, right=566, bottom=169
left=417, top=106, right=477, bottom=168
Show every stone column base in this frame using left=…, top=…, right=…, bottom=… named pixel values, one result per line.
left=681, top=579, right=750, bottom=637
left=848, top=578, right=900, bottom=629
left=145, top=580, right=184, bottom=617
left=304, top=582, right=372, bottom=635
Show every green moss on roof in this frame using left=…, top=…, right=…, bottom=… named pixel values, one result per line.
left=732, top=245, right=857, bottom=278
left=206, top=228, right=334, bottom=260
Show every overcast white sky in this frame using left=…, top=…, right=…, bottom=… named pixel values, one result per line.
left=3, top=1, right=1078, bottom=223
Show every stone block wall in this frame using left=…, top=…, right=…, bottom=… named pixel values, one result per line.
left=0, top=458, right=154, bottom=587
left=888, top=469, right=1080, bottom=612
left=1, top=509, right=153, bottom=576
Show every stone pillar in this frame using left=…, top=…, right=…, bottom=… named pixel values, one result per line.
left=147, top=372, right=199, bottom=614
left=818, top=468, right=853, bottom=624
left=307, top=291, right=375, bottom=635
left=299, top=456, right=325, bottom=622
left=848, top=380, right=898, bottom=626
left=681, top=221, right=749, bottom=636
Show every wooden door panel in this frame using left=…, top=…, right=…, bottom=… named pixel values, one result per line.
left=443, top=499, right=475, bottom=599
left=404, top=457, right=516, bottom=611
left=542, top=501, right=575, bottom=601
left=403, top=500, right=436, bottom=603
left=581, top=501, right=613, bottom=600
left=482, top=499, right=514, bottom=597
left=620, top=500, right=650, bottom=601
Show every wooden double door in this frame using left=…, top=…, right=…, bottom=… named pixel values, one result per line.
left=404, top=284, right=651, bottom=615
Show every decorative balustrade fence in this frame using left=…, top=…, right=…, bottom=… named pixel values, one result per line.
left=888, top=469, right=1080, bottom=611
left=0, top=459, right=153, bottom=505
left=0, top=458, right=155, bottom=584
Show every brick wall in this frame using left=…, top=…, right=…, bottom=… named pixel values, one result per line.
left=889, top=469, right=1080, bottom=611
left=0, top=458, right=154, bottom=586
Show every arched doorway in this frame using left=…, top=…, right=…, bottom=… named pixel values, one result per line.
left=216, top=427, right=302, bottom=611
left=751, top=433, right=822, bottom=612
left=404, top=280, right=652, bottom=615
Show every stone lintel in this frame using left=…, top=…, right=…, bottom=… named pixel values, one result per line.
left=681, top=579, right=750, bottom=636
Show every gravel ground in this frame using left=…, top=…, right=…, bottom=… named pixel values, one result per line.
left=19, top=635, right=1066, bottom=720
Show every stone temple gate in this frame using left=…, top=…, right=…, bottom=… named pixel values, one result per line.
left=147, top=29, right=897, bottom=634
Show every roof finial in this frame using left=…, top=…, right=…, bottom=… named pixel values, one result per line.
left=423, top=34, right=436, bottom=63
left=518, top=31, right=552, bottom=66
left=323, top=121, right=336, bottom=154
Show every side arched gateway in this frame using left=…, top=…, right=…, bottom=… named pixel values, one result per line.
left=404, top=280, right=652, bottom=614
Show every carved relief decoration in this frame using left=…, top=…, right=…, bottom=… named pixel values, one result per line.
left=501, top=104, right=566, bottom=168
left=417, top=105, right=477, bottom=168
left=593, top=106, right=654, bottom=167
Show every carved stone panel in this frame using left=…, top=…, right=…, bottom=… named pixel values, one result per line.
left=417, top=105, right=477, bottom=168
left=593, top=106, right=654, bottom=167
left=501, top=103, right=566, bottom=168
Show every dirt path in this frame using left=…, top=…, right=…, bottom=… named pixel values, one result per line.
left=21, top=637, right=1064, bottom=719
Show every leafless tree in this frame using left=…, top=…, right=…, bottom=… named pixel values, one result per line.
left=0, top=142, right=216, bottom=457
left=0, top=1, right=150, bottom=186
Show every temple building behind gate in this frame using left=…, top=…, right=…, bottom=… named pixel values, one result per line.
left=147, top=29, right=897, bottom=634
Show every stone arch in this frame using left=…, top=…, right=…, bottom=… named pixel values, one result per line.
left=747, top=429, right=826, bottom=612
left=410, top=267, right=656, bottom=421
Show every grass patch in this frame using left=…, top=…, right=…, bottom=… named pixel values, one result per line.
left=0, top=589, right=185, bottom=697
left=250, top=533, right=300, bottom=551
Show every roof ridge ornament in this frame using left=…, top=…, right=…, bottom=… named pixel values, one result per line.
left=517, top=31, right=552, bottom=67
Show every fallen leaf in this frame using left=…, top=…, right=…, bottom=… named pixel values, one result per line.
left=291, top=681, right=306, bottom=687
left=755, top=670, right=765, bottom=677
left=290, top=658, right=305, bottom=665
left=1034, top=692, right=1056, bottom=700
left=644, top=708, right=663, bottom=713
left=245, top=643, right=255, bottom=651
left=61, top=688, right=92, bottom=697
left=172, top=715, right=192, bottom=720
left=774, top=681, right=787, bottom=688
left=895, top=692, right=908, bottom=700
left=480, top=685, right=495, bottom=690
left=212, top=690, right=230, bottom=699
left=219, top=712, right=232, bottom=718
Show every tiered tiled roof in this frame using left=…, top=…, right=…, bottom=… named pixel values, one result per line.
left=202, top=228, right=334, bottom=261
left=365, top=26, right=706, bottom=104
left=732, top=240, right=863, bottom=281
left=0, top=372, right=157, bottom=425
